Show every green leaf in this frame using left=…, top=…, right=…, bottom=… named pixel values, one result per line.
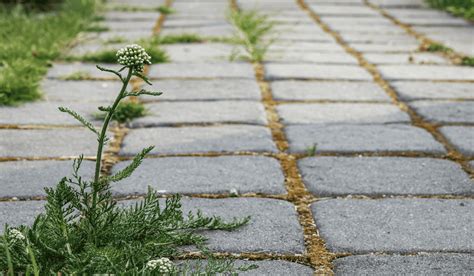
left=96, top=65, right=123, bottom=82
left=58, top=106, right=99, bottom=136
left=132, top=71, right=152, bottom=85
left=123, top=89, right=163, bottom=98
left=108, top=146, right=154, bottom=182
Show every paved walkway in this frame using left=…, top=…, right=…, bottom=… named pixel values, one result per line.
left=1, top=0, right=473, bottom=274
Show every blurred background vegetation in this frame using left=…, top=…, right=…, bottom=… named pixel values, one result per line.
left=426, top=0, right=474, bottom=20
left=0, top=0, right=100, bottom=105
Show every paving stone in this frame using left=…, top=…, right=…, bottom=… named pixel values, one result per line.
left=309, top=5, right=380, bottom=16
left=68, top=42, right=121, bottom=56
left=311, top=198, right=474, bottom=253
left=277, top=103, right=410, bottom=125
left=334, top=25, right=407, bottom=35
left=0, top=201, right=44, bottom=232
left=271, top=81, right=390, bottom=101
left=340, top=33, right=418, bottom=44
left=323, top=17, right=393, bottom=25
left=265, top=63, right=372, bottom=81
left=285, top=124, right=445, bottom=154
left=400, top=16, right=470, bottom=26
left=267, top=52, right=358, bottom=64
left=120, top=125, right=277, bottom=155
left=104, top=11, right=160, bottom=21
left=268, top=42, right=346, bottom=52
left=439, top=126, right=474, bottom=156
left=102, top=20, right=155, bottom=31
left=176, top=198, right=305, bottom=253
left=0, top=160, right=95, bottom=198
left=148, top=62, right=256, bottom=79
left=364, top=53, right=449, bottom=65
left=130, top=101, right=267, bottom=127
left=0, top=102, right=99, bottom=126
left=391, top=81, right=474, bottom=101
left=163, top=18, right=228, bottom=28
left=277, top=32, right=336, bottom=42
left=96, top=30, right=153, bottom=42
left=409, top=101, right=474, bottom=124
left=384, top=8, right=450, bottom=18
left=41, top=80, right=121, bottom=103
left=299, top=157, right=473, bottom=196
left=235, top=260, right=313, bottom=275
left=162, top=43, right=233, bottom=62
left=378, top=65, right=474, bottom=81
left=108, top=0, right=166, bottom=7
left=47, top=63, right=124, bottom=79
left=111, top=156, right=285, bottom=195
left=350, top=43, right=419, bottom=53
left=144, top=79, right=261, bottom=101
left=160, top=25, right=233, bottom=37
left=370, top=0, right=427, bottom=7
left=333, top=254, right=474, bottom=275
left=0, top=129, right=99, bottom=158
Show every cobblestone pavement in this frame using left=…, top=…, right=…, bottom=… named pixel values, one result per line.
left=1, top=0, right=473, bottom=274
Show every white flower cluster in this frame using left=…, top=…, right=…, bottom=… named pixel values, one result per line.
left=116, top=44, right=151, bottom=72
left=9, top=229, right=25, bottom=241
left=146, top=257, right=174, bottom=273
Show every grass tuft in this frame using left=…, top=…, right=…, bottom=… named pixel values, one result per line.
left=158, top=33, right=204, bottom=44
left=0, top=0, right=98, bottom=105
left=95, top=101, right=146, bottom=123
left=461, top=56, right=474, bottom=66
left=426, top=0, right=474, bottom=20
left=157, top=5, right=175, bottom=15
left=60, top=71, right=93, bottom=81
left=424, top=42, right=453, bottom=53
left=228, top=9, right=275, bottom=62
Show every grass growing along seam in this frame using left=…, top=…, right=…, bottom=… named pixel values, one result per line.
left=0, top=0, right=98, bottom=106
left=228, top=9, right=275, bottom=62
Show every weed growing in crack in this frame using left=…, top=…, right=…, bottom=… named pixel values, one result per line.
left=95, top=101, right=146, bottom=123
left=60, top=71, right=93, bottom=81
left=157, top=5, right=175, bottom=15
left=424, top=42, right=453, bottom=53
left=461, top=56, right=474, bottom=67
left=228, top=9, right=275, bottom=62
left=0, top=44, right=252, bottom=274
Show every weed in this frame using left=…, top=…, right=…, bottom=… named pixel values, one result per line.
left=461, top=56, right=474, bottom=66
left=426, top=0, right=474, bottom=20
left=228, top=9, right=275, bottom=62
left=158, top=33, right=204, bottom=44
left=157, top=5, right=175, bottom=15
left=95, top=101, right=146, bottom=123
left=0, top=45, right=252, bottom=274
left=424, top=42, right=453, bottom=53
left=60, top=71, right=93, bottom=81
left=0, top=0, right=98, bottom=105
left=307, top=143, right=317, bottom=156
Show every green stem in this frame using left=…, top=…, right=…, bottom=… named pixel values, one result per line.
left=92, top=67, right=132, bottom=202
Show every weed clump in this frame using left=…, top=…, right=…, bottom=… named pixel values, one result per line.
left=0, top=44, right=252, bottom=274
left=95, top=101, right=146, bottom=123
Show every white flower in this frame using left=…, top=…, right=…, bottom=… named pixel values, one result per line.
left=146, top=257, right=174, bottom=273
left=116, top=44, right=152, bottom=72
left=9, top=229, right=25, bottom=241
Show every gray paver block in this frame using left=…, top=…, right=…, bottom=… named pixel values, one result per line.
left=333, top=254, right=474, bottom=275
left=311, top=198, right=474, bottom=253
left=160, top=25, right=233, bottom=37
left=391, top=81, right=474, bottom=101
left=104, top=11, right=160, bottom=21
left=162, top=43, right=234, bottom=62
left=236, top=260, right=313, bottom=275
left=120, top=125, right=277, bottom=155
left=0, top=129, right=99, bottom=158
left=285, top=124, right=445, bottom=154
left=103, top=20, right=155, bottom=32
left=299, top=157, right=473, bottom=196
left=439, top=126, right=474, bottom=156
left=148, top=62, right=256, bottom=79
left=0, top=160, right=95, bottom=198
left=0, top=201, right=44, bottom=232
left=0, top=102, right=99, bottom=126
left=145, top=79, right=261, bottom=101
left=265, top=63, right=372, bottom=81
left=271, top=81, right=390, bottom=101
left=364, top=53, right=449, bottom=65
left=179, top=198, right=305, bottom=253
left=130, top=101, right=267, bottom=127
left=340, top=33, right=418, bottom=44
left=111, top=156, right=286, bottom=195
left=309, top=5, right=379, bottom=16
left=409, top=101, right=474, bottom=124
left=267, top=51, right=358, bottom=64
left=378, top=65, right=474, bottom=81
left=268, top=41, right=346, bottom=53
left=41, top=80, right=122, bottom=103
left=350, top=43, right=419, bottom=53
left=277, top=103, right=410, bottom=125
left=47, top=63, right=123, bottom=79
left=96, top=30, right=153, bottom=42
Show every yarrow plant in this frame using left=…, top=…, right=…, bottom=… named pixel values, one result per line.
left=0, top=44, right=254, bottom=274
